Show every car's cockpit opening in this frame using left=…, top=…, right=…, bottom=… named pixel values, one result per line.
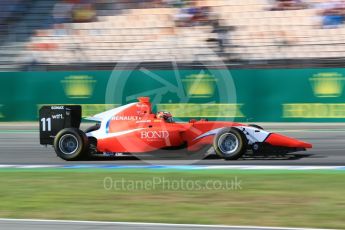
left=156, top=111, right=174, bottom=123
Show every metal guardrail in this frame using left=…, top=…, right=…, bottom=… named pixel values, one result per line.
left=3, top=58, right=343, bottom=71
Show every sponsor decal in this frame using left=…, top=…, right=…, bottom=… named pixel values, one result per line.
left=112, top=115, right=142, bottom=121
left=283, top=72, right=345, bottom=118
left=310, top=72, right=345, bottom=98
left=283, top=103, right=345, bottom=118
left=182, top=72, right=217, bottom=98
left=51, top=106, right=64, bottom=110
left=38, top=104, right=119, bottom=118
left=61, top=75, right=96, bottom=99
left=136, top=120, right=151, bottom=123
left=157, top=104, right=244, bottom=118
left=52, top=114, right=64, bottom=119
left=140, top=131, right=169, bottom=139
left=136, top=103, right=149, bottom=109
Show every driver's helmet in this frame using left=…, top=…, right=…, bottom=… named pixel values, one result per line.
left=156, top=111, right=174, bottom=123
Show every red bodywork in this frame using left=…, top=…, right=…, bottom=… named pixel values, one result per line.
left=90, top=97, right=312, bottom=153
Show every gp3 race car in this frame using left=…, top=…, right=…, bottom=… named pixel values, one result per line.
left=39, top=97, right=312, bottom=161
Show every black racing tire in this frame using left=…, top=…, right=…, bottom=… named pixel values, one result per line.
left=54, top=128, right=89, bottom=161
left=213, top=127, right=247, bottom=160
left=249, top=124, right=264, bottom=130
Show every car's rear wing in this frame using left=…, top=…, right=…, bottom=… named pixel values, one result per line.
left=39, top=105, right=82, bottom=145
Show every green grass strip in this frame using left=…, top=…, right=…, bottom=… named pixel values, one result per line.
left=0, top=170, right=344, bottom=228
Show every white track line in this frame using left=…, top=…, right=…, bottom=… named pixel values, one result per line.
left=0, top=165, right=344, bottom=170
left=0, top=218, right=332, bottom=230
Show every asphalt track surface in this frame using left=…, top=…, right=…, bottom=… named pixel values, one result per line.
left=0, top=219, right=327, bottom=230
left=1, top=123, right=345, bottom=166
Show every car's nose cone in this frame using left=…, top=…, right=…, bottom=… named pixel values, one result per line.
left=265, top=133, right=312, bottom=149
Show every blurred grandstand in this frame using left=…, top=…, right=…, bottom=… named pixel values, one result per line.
left=1, top=0, right=345, bottom=71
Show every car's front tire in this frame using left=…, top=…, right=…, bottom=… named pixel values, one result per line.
left=213, top=127, right=247, bottom=160
left=54, top=128, right=89, bottom=161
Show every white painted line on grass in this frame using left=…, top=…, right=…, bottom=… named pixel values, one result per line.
left=0, top=218, right=332, bottom=230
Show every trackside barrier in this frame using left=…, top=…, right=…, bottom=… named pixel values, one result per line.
left=1, top=69, right=345, bottom=122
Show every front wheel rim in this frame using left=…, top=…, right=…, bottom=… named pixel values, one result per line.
left=59, top=134, right=79, bottom=155
left=218, top=133, right=239, bottom=155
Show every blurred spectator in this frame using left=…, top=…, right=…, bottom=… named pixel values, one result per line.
left=174, top=1, right=196, bottom=27
left=0, top=0, right=29, bottom=35
left=72, top=3, right=96, bottom=23
left=53, top=0, right=96, bottom=24
left=163, top=0, right=184, bottom=8
left=270, top=0, right=307, bottom=10
left=208, top=19, right=235, bottom=53
left=174, top=2, right=212, bottom=27
left=127, top=0, right=164, bottom=9
left=53, top=0, right=74, bottom=24
left=195, top=7, right=213, bottom=25
left=316, top=0, right=345, bottom=28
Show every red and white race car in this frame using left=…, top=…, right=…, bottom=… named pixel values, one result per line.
left=39, top=97, right=312, bottom=161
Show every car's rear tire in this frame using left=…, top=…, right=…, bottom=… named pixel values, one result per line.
left=54, top=128, right=89, bottom=161
left=213, top=127, right=247, bottom=160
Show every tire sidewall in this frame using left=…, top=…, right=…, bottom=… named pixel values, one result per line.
left=213, top=127, right=247, bottom=160
left=54, top=128, right=88, bottom=161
